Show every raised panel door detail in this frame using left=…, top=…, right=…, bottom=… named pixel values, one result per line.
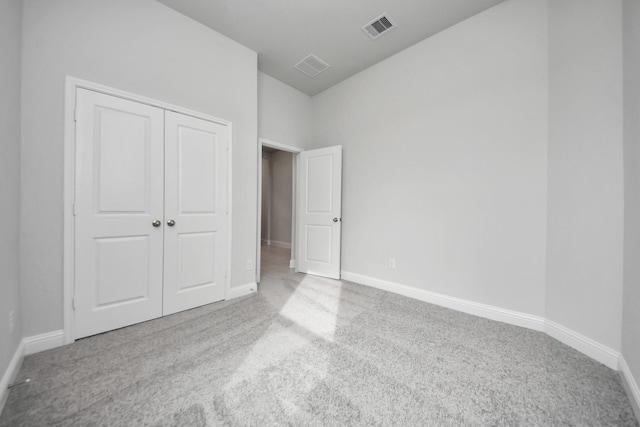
left=305, top=225, right=332, bottom=263
left=95, top=236, right=150, bottom=307
left=95, top=107, right=151, bottom=214
left=178, top=232, right=216, bottom=291
left=306, top=155, right=333, bottom=213
left=178, top=126, right=217, bottom=214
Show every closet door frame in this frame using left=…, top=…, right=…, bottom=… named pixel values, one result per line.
left=63, top=76, right=233, bottom=344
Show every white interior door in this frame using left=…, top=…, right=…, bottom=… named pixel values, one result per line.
left=297, top=145, right=342, bottom=279
left=74, top=89, right=164, bottom=339
left=163, top=111, right=228, bottom=315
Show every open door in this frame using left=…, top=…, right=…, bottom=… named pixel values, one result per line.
left=297, top=145, right=342, bottom=279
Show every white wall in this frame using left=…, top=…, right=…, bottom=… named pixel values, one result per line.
left=623, top=0, right=640, bottom=402
left=312, top=0, right=548, bottom=316
left=20, top=0, right=258, bottom=337
left=258, top=71, right=312, bottom=149
left=546, top=0, right=624, bottom=351
left=0, top=0, right=24, bottom=390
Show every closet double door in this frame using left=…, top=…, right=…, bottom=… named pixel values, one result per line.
left=74, top=88, right=228, bottom=339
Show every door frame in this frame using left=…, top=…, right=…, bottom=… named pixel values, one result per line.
left=63, top=76, right=233, bottom=344
left=256, top=138, right=301, bottom=283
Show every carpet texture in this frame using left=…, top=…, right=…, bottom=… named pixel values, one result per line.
left=1, top=246, right=638, bottom=426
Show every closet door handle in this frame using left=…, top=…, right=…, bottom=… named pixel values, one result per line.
left=152, top=220, right=161, bottom=227
left=167, top=219, right=176, bottom=227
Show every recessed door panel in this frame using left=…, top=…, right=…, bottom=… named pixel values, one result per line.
left=297, top=146, right=342, bottom=279
left=74, top=88, right=164, bottom=339
left=178, top=232, right=216, bottom=292
left=179, top=127, right=217, bottom=214
left=96, top=108, right=150, bottom=214
left=306, top=155, right=333, bottom=213
left=95, top=236, right=150, bottom=307
left=163, top=111, right=228, bottom=315
left=306, top=225, right=332, bottom=263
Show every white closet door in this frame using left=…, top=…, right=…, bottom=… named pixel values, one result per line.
left=163, top=111, right=228, bottom=315
left=297, top=146, right=342, bottom=279
left=74, top=89, right=165, bottom=339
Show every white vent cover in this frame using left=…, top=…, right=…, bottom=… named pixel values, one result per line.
left=295, top=54, right=330, bottom=78
left=362, top=13, right=396, bottom=40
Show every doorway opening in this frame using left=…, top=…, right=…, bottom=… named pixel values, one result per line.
left=257, top=139, right=301, bottom=284
left=261, top=146, right=294, bottom=271
left=256, top=139, right=343, bottom=285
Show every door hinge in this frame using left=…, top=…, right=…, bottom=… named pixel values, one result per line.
left=73, top=108, right=77, bottom=122
left=72, top=203, right=76, bottom=216
left=72, top=296, right=76, bottom=310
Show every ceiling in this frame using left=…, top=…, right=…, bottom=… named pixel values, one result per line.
left=156, top=0, right=508, bottom=96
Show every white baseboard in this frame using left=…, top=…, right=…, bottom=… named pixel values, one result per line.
left=228, top=282, right=257, bottom=299
left=619, top=355, right=640, bottom=420
left=341, top=271, right=545, bottom=331
left=289, top=259, right=295, bottom=269
left=341, top=270, right=625, bottom=372
left=543, top=320, right=619, bottom=370
left=267, top=240, right=291, bottom=249
left=0, top=340, right=25, bottom=416
left=23, top=330, right=65, bottom=356
left=2, top=329, right=67, bottom=413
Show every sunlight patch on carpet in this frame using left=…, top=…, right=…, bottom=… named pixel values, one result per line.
left=225, top=276, right=342, bottom=392
left=278, top=276, right=343, bottom=342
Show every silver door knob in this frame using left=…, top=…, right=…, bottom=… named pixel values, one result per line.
left=152, top=220, right=161, bottom=227
left=167, top=219, right=176, bottom=227
left=333, top=217, right=339, bottom=223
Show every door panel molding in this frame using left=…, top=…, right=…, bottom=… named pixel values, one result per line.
left=64, top=76, right=232, bottom=343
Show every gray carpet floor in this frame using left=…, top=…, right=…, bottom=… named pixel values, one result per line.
left=1, top=246, right=638, bottom=426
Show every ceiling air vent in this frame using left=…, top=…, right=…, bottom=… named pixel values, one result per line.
left=362, top=13, right=396, bottom=40
left=295, top=54, right=330, bottom=78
